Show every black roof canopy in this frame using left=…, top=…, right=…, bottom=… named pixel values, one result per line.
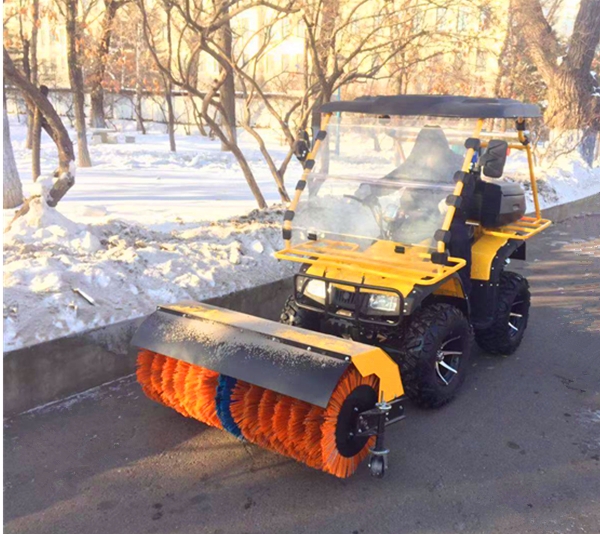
left=320, top=95, right=541, bottom=119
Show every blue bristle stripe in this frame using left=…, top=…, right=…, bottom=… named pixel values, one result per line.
left=215, top=375, right=244, bottom=439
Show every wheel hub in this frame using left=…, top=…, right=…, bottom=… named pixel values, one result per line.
left=435, top=335, right=462, bottom=386
left=508, top=298, right=526, bottom=338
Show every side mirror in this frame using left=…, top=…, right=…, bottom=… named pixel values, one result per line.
left=293, top=130, right=310, bottom=162
left=481, top=140, right=508, bottom=178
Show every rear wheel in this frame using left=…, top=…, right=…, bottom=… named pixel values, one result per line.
left=475, top=271, right=530, bottom=355
left=397, top=304, right=473, bottom=409
left=279, top=296, right=321, bottom=331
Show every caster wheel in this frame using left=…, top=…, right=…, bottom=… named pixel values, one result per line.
left=369, top=455, right=386, bottom=478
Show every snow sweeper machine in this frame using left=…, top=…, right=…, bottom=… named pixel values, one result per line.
left=133, top=95, right=551, bottom=478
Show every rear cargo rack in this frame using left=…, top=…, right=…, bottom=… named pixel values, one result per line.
left=479, top=216, right=551, bottom=240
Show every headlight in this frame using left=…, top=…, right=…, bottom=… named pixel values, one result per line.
left=368, top=293, right=400, bottom=314
left=304, top=279, right=327, bottom=302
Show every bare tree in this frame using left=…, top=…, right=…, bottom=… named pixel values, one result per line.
left=57, top=0, right=92, bottom=166
left=134, top=21, right=147, bottom=134
left=513, top=0, right=600, bottom=162
left=4, top=48, right=76, bottom=224
left=137, top=0, right=280, bottom=208
left=227, top=1, right=444, bottom=189
left=89, top=0, right=130, bottom=128
left=215, top=0, right=237, bottom=150
left=3, top=102, right=23, bottom=209
left=14, top=0, right=41, bottom=149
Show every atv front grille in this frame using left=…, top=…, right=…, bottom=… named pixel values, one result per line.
left=294, top=274, right=403, bottom=327
left=332, top=288, right=359, bottom=309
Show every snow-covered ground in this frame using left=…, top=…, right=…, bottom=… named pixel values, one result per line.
left=5, top=115, right=302, bottom=228
left=3, top=116, right=600, bottom=351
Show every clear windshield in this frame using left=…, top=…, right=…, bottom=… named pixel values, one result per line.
left=292, top=115, right=478, bottom=251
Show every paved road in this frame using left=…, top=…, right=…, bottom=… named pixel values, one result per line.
left=5, top=213, right=600, bottom=534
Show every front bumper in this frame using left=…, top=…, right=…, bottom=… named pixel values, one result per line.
left=294, top=273, right=403, bottom=328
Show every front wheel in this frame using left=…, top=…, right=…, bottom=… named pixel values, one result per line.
left=475, top=272, right=530, bottom=355
left=397, top=304, right=473, bottom=409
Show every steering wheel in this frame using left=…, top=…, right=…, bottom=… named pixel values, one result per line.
left=343, top=193, right=386, bottom=237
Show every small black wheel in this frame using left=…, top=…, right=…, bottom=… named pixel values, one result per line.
left=475, top=271, right=530, bottom=355
left=397, top=304, right=473, bottom=409
left=369, top=455, right=386, bottom=478
left=279, top=296, right=321, bottom=331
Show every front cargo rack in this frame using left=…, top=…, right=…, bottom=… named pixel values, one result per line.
left=275, top=239, right=466, bottom=286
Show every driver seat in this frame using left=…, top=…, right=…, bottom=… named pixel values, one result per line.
left=385, top=125, right=463, bottom=184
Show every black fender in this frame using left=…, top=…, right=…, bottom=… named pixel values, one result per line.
left=470, top=239, right=524, bottom=329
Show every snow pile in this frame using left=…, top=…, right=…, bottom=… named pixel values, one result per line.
left=3, top=202, right=295, bottom=351
left=504, top=150, right=600, bottom=212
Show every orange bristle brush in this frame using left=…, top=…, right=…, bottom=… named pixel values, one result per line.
left=320, top=369, right=378, bottom=478
left=137, top=349, right=380, bottom=479
left=160, top=356, right=189, bottom=417
left=136, top=350, right=162, bottom=403
left=149, top=352, right=167, bottom=399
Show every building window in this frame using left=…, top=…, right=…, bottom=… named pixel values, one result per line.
left=476, top=49, right=487, bottom=72
left=436, top=8, right=447, bottom=31
left=479, top=5, right=492, bottom=30
left=281, top=18, right=291, bottom=39
left=413, top=9, right=424, bottom=31
left=457, top=8, right=468, bottom=32
left=454, top=53, right=464, bottom=71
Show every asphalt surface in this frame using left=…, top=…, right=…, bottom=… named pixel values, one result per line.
left=4, top=212, right=600, bottom=534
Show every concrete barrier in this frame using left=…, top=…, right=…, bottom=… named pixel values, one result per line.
left=534, top=192, right=600, bottom=222
left=3, top=277, right=293, bottom=418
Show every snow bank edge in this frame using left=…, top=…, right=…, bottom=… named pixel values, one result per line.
left=4, top=277, right=294, bottom=418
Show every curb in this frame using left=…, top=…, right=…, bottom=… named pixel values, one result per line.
left=533, top=192, right=600, bottom=222
left=3, top=277, right=293, bottom=418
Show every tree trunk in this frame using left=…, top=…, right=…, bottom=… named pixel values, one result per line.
left=202, top=96, right=266, bottom=208
left=135, top=86, right=145, bottom=134
left=215, top=3, right=237, bottom=150
left=31, top=105, right=42, bottom=181
left=89, top=91, right=106, bottom=129
left=544, top=71, right=595, bottom=131
left=22, top=36, right=33, bottom=150
left=513, top=0, right=600, bottom=163
left=89, top=0, right=120, bottom=128
left=4, top=48, right=74, bottom=173
left=25, top=0, right=40, bottom=149
left=164, top=79, right=176, bottom=152
left=241, top=120, right=290, bottom=202
left=134, top=23, right=146, bottom=134
left=66, top=0, right=92, bottom=167
left=3, top=105, right=23, bottom=209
